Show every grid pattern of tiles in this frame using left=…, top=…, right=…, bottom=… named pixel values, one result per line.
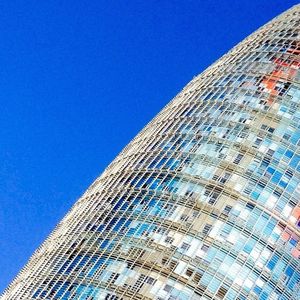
left=2, top=5, right=300, bottom=300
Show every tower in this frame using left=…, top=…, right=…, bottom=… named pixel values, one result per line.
left=2, top=5, right=300, bottom=300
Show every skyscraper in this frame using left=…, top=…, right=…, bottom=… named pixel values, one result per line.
left=2, top=4, right=300, bottom=300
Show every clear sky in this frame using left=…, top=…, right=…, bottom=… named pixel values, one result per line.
left=0, top=0, right=298, bottom=292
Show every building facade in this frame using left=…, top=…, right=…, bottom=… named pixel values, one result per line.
left=2, top=5, right=300, bottom=300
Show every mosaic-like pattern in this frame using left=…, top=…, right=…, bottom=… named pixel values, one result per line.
left=2, top=5, right=300, bottom=300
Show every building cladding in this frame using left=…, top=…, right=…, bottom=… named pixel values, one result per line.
left=2, top=5, right=300, bottom=300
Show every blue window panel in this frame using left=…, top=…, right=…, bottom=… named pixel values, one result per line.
left=248, top=162, right=257, bottom=172
left=267, top=254, right=279, bottom=270
left=33, top=289, right=42, bottom=299
left=251, top=190, right=260, bottom=200
left=248, top=214, right=259, bottom=227
left=54, top=282, right=70, bottom=298
left=263, top=220, right=275, bottom=236
left=169, top=159, right=180, bottom=170
left=167, top=178, right=179, bottom=189
left=254, top=285, right=262, bottom=295
left=286, top=266, right=294, bottom=278
left=276, top=198, right=287, bottom=211
left=136, top=223, right=150, bottom=235
left=154, top=158, right=166, bottom=168
left=280, top=105, right=288, bottom=112
left=200, top=272, right=213, bottom=286
left=34, top=290, right=49, bottom=299
left=106, top=218, right=117, bottom=228
left=273, top=260, right=286, bottom=279
left=277, top=147, right=285, bottom=155
left=255, top=215, right=269, bottom=230
left=148, top=199, right=157, bottom=207
left=290, top=177, right=299, bottom=188
left=288, top=271, right=300, bottom=289
left=260, top=293, right=268, bottom=300
left=150, top=179, right=161, bottom=189
left=58, top=261, right=70, bottom=274
left=112, top=198, right=125, bottom=210
left=266, top=166, right=275, bottom=174
left=291, top=131, right=300, bottom=144
left=124, top=219, right=131, bottom=228
left=133, top=178, right=144, bottom=188
left=132, top=197, right=141, bottom=205
left=78, top=256, right=89, bottom=268
left=207, top=277, right=221, bottom=293
left=152, top=206, right=164, bottom=216
left=105, top=241, right=115, bottom=251
left=76, top=284, right=85, bottom=292
left=99, top=239, right=109, bottom=249
left=135, top=176, right=151, bottom=188
left=290, top=154, right=300, bottom=168
left=170, top=288, right=183, bottom=298
left=85, top=286, right=100, bottom=297
left=285, top=150, right=293, bottom=158
left=113, top=218, right=127, bottom=231
left=272, top=171, right=282, bottom=184
left=99, top=270, right=112, bottom=282
left=176, top=292, right=190, bottom=300
left=243, top=238, right=255, bottom=254
left=274, top=151, right=283, bottom=160
left=65, top=256, right=82, bottom=273
left=97, top=224, right=105, bottom=232
left=120, top=202, right=129, bottom=211
left=226, top=288, right=238, bottom=300
left=126, top=228, right=136, bottom=236
left=278, top=180, right=288, bottom=188
left=205, top=247, right=217, bottom=263
left=234, top=237, right=245, bottom=251
left=87, top=261, right=103, bottom=277
left=286, top=180, right=297, bottom=193
left=270, top=230, right=280, bottom=241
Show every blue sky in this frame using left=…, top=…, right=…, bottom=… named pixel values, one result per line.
left=0, top=0, right=298, bottom=292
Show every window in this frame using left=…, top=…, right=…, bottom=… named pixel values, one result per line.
left=193, top=272, right=203, bottom=284
left=223, top=205, right=232, bottom=215
left=180, top=214, right=189, bottom=221
left=233, top=153, right=243, bottom=164
left=186, top=268, right=194, bottom=277
left=164, top=284, right=172, bottom=292
left=216, top=286, right=228, bottom=299
left=181, top=242, right=190, bottom=251
left=165, top=236, right=174, bottom=244
left=146, top=277, right=156, bottom=285
left=203, top=224, right=212, bottom=235
left=169, top=260, right=178, bottom=271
